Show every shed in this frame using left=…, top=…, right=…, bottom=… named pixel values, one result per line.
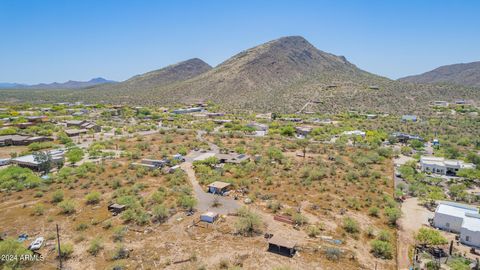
left=207, top=181, right=231, bottom=195
left=108, top=203, right=126, bottom=215
left=200, top=211, right=219, bottom=223
left=268, top=235, right=296, bottom=257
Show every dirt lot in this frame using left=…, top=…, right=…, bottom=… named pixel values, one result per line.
left=397, top=197, right=434, bottom=270
left=0, top=145, right=28, bottom=158
left=1, top=131, right=398, bottom=269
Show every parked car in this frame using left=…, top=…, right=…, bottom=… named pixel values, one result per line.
left=28, top=237, right=44, bottom=251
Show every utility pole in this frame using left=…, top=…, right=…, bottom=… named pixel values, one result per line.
left=56, top=224, right=62, bottom=270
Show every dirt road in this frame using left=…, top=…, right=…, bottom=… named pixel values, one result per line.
left=397, top=197, right=433, bottom=270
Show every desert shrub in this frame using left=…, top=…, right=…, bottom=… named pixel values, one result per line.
left=266, top=200, right=282, bottom=213
left=370, top=239, right=393, bottom=259
left=56, top=242, right=74, bottom=259
left=307, top=225, right=320, bottom=237
left=343, top=217, right=360, bottom=234
left=33, top=203, right=45, bottom=216
left=111, top=245, right=129, bottom=260
left=58, top=199, right=76, bottom=214
left=87, top=238, right=103, bottom=256
left=152, top=204, right=169, bottom=222
left=368, top=206, right=380, bottom=217
left=85, top=191, right=101, bottom=204
left=292, top=213, right=308, bottom=226
left=177, top=194, right=197, bottom=211
left=415, top=228, right=448, bottom=246
left=384, top=207, right=401, bottom=226
left=112, top=226, right=126, bottom=242
left=325, top=247, right=342, bottom=261
left=235, top=207, right=262, bottom=236
left=51, top=190, right=64, bottom=203
left=0, top=166, right=41, bottom=191
left=0, top=238, right=33, bottom=269
left=377, top=230, right=392, bottom=242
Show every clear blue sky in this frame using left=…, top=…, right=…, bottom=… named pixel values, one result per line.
left=1, top=0, right=479, bottom=84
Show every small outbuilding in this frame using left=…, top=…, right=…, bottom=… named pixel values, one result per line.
left=207, top=181, right=231, bottom=195
left=268, top=235, right=296, bottom=257
left=108, top=203, right=126, bottom=215
left=200, top=211, right=219, bottom=223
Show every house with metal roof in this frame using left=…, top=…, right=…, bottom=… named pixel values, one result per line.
left=433, top=201, right=480, bottom=247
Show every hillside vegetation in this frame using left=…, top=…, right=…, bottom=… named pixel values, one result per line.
left=1, top=36, right=479, bottom=113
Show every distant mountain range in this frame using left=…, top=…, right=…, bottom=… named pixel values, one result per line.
left=399, top=61, right=480, bottom=88
left=0, top=77, right=116, bottom=89
left=0, top=36, right=478, bottom=113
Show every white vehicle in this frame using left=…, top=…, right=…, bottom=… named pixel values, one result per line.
left=28, top=237, right=44, bottom=251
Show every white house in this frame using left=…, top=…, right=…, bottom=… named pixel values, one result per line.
left=420, top=156, right=475, bottom=176
left=433, top=202, right=480, bottom=247
left=460, top=213, right=480, bottom=247
left=341, top=130, right=366, bottom=138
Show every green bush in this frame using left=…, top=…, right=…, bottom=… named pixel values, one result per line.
left=235, top=207, right=262, bottom=236
left=33, top=203, right=45, bottom=216
left=56, top=242, right=74, bottom=259
left=87, top=238, right=103, bottom=256
left=0, top=238, right=33, bottom=268
left=0, top=166, right=41, bottom=191
left=152, top=204, right=169, bottom=222
left=85, top=191, right=101, bottom=204
left=51, top=190, right=64, bottom=203
left=370, top=239, right=393, bottom=259
left=343, top=217, right=360, bottom=234
left=58, top=199, right=76, bottom=214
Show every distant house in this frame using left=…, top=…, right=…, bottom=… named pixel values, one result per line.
left=132, top=159, right=169, bottom=170
left=341, top=130, right=366, bottom=138
left=433, top=201, right=480, bottom=247
left=0, top=135, right=53, bottom=147
left=402, top=115, right=418, bottom=122
left=207, top=181, right=231, bottom=195
left=391, top=132, right=423, bottom=143
left=66, top=120, right=101, bottom=132
left=368, top=85, right=380, bottom=90
left=365, top=114, right=378, bottom=119
left=255, top=113, right=272, bottom=120
left=247, top=122, right=268, bottom=136
left=64, top=129, right=88, bottom=137
left=200, top=211, right=219, bottom=223
left=11, top=150, right=64, bottom=171
left=455, top=100, right=468, bottom=105
left=215, top=153, right=250, bottom=164
left=172, top=107, right=203, bottom=114
left=280, top=118, right=302, bottom=123
left=268, top=235, right=296, bottom=257
left=420, top=156, right=475, bottom=176
left=295, top=126, right=312, bottom=138
left=433, top=101, right=449, bottom=107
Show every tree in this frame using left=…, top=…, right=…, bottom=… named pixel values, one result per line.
left=66, top=147, right=84, bottom=165
left=296, top=139, right=309, bottom=158
left=235, top=207, right=262, bottom=236
left=384, top=207, right=401, bottom=226
left=177, top=195, right=197, bottom=211
left=33, top=151, right=53, bottom=174
left=371, top=239, right=393, bottom=259
left=415, top=228, right=448, bottom=246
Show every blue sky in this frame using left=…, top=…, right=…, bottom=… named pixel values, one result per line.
left=0, top=0, right=479, bottom=84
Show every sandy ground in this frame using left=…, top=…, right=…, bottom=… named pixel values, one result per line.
left=397, top=198, right=434, bottom=270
